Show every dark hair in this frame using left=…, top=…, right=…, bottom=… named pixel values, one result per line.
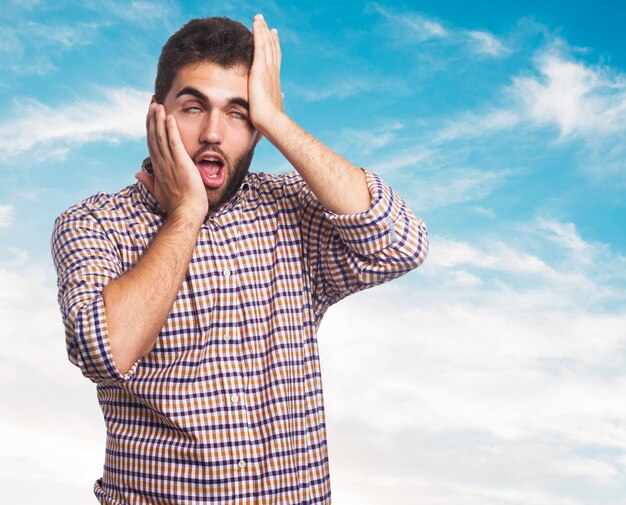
left=154, top=17, right=253, bottom=103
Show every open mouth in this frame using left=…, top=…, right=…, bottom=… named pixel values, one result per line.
left=196, top=152, right=226, bottom=188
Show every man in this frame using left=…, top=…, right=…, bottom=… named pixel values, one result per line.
left=51, top=14, right=428, bottom=505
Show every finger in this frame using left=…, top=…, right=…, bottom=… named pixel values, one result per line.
left=268, top=28, right=281, bottom=68
left=252, top=15, right=266, bottom=57
left=254, top=14, right=272, bottom=65
left=147, top=103, right=162, bottom=165
left=155, top=105, right=174, bottom=165
left=135, top=172, right=156, bottom=195
left=271, top=28, right=282, bottom=64
left=165, top=114, right=188, bottom=163
left=261, top=21, right=275, bottom=66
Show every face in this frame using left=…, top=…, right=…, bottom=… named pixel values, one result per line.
left=161, top=61, right=260, bottom=211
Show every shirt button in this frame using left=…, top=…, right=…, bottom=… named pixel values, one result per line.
left=238, top=459, right=246, bottom=468
left=231, top=394, right=239, bottom=404
left=223, top=334, right=231, bottom=342
left=223, top=268, right=231, bottom=277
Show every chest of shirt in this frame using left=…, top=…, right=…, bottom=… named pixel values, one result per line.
left=104, top=203, right=314, bottom=369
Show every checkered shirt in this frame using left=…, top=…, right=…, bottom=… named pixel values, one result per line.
left=51, top=159, right=428, bottom=504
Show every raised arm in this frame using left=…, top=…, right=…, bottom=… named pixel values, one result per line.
left=248, top=14, right=372, bottom=215
left=103, top=103, right=207, bottom=375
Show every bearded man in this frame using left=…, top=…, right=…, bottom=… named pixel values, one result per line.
left=51, top=14, right=428, bottom=505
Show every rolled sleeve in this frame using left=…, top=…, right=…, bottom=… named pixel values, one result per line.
left=298, top=169, right=428, bottom=314
left=52, top=206, right=139, bottom=384
left=71, top=295, right=139, bottom=383
left=323, top=169, right=411, bottom=255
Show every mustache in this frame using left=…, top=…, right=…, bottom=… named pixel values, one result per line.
left=192, top=144, right=229, bottom=165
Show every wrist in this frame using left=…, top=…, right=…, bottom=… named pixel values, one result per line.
left=168, top=205, right=206, bottom=228
left=256, top=110, right=290, bottom=143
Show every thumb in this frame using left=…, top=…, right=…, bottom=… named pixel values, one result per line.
left=135, top=172, right=155, bottom=195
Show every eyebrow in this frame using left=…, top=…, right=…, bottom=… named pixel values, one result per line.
left=175, top=86, right=249, bottom=110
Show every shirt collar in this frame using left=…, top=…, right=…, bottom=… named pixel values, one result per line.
left=138, top=157, right=251, bottom=225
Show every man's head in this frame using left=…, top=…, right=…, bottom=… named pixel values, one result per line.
left=153, top=17, right=258, bottom=212
left=155, top=17, right=253, bottom=104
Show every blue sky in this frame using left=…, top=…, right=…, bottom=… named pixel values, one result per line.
left=1, top=1, right=625, bottom=504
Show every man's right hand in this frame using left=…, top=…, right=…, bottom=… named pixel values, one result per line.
left=104, top=102, right=209, bottom=376
left=137, top=102, right=208, bottom=222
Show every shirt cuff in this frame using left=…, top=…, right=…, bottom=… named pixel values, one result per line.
left=73, top=295, right=140, bottom=384
left=323, top=169, right=402, bottom=256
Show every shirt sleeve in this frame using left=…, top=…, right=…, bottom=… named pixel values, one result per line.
left=298, top=168, right=429, bottom=318
left=51, top=204, right=140, bottom=385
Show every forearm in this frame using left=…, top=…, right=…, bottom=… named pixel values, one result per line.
left=103, top=210, right=202, bottom=375
left=261, top=113, right=371, bottom=215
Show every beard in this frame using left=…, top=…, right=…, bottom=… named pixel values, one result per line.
left=193, top=143, right=256, bottom=213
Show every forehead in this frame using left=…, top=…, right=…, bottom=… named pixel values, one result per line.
left=168, top=61, right=249, bottom=100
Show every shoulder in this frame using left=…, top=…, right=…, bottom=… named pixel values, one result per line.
left=246, top=171, right=308, bottom=201
left=53, top=184, right=139, bottom=234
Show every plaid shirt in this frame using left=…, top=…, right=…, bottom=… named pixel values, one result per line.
left=51, top=159, right=428, bottom=504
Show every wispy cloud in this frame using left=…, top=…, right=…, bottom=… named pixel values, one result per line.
left=320, top=222, right=626, bottom=504
left=535, top=218, right=593, bottom=253
left=334, top=121, right=404, bottom=157
left=436, top=42, right=626, bottom=142
left=403, top=167, right=512, bottom=211
left=512, top=50, right=626, bottom=138
left=0, top=20, right=101, bottom=76
left=0, top=88, right=150, bottom=158
left=428, top=236, right=551, bottom=275
left=466, top=29, right=511, bottom=58
left=370, top=4, right=510, bottom=59
left=0, top=206, right=13, bottom=228
left=415, top=39, right=626, bottom=185
left=89, top=0, right=177, bottom=23
left=367, top=141, right=514, bottom=210
left=23, top=21, right=100, bottom=48
left=432, top=109, right=521, bottom=144
left=0, top=255, right=106, bottom=502
left=287, top=76, right=408, bottom=102
left=370, top=3, right=447, bottom=42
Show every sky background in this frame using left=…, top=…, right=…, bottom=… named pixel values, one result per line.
left=1, top=0, right=625, bottom=503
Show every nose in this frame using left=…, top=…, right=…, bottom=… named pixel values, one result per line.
left=199, top=109, right=223, bottom=145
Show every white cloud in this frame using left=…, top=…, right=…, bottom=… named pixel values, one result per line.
left=0, top=205, right=13, bottom=228
left=288, top=76, right=408, bottom=102
left=335, top=121, right=404, bottom=156
left=0, top=20, right=100, bottom=77
left=0, top=256, right=106, bottom=503
left=428, top=236, right=551, bottom=275
left=91, top=0, right=177, bottom=23
left=319, top=222, right=626, bottom=504
left=370, top=5, right=509, bottom=59
left=433, top=109, right=521, bottom=144
left=412, top=41, right=626, bottom=186
left=470, top=206, right=496, bottom=218
left=535, top=218, right=592, bottom=253
left=401, top=167, right=512, bottom=211
left=371, top=4, right=447, bottom=42
left=512, top=51, right=626, bottom=138
left=369, top=147, right=433, bottom=173
left=466, top=30, right=511, bottom=58
left=22, top=21, right=99, bottom=48
left=0, top=87, right=151, bottom=157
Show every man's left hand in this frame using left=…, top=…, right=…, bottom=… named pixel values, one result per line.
left=248, top=14, right=284, bottom=136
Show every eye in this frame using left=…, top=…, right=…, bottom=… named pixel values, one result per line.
left=229, top=110, right=248, bottom=120
left=184, top=106, right=203, bottom=114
